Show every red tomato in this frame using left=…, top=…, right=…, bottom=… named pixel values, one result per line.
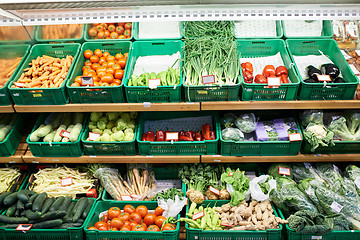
left=103, top=52, right=110, bottom=58
left=90, top=55, right=99, bottom=63
left=162, top=223, right=176, bottom=231
left=118, top=59, right=126, bottom=69
left=123, top=205, right=136, bottom=214
left=104, top=30, right=111, bottom=37
left=108, top=24, right=116, bottom=32
left=262, top=65, right=276, bottom=78
left=94, top=221, right=107, bottom=229
left=155, top=216, right=166, bottom=228
left=116, top=26, right=124, bottom=35
left=130, top=212, right=142, bottom=224
left=147, top=225, right=160, bottom=231
left=119, top=212, right=130, bottom=222
left=84, top=50, right=93, bottom=59
left=94, top=49, right=103, bottom=58
left=143, top=214, right=156, bottom=226
left=88, top=226, right=97, bottom=230
left=96, top=25, right=104, bottom=32
left=135, top=206, right=148, bottom=218
left=91, top=63, right=100, bottom=71
left=110, top=32, right=119, bottom=39
left=123, top=221, right=131, bottom=227
left=101, top=73, right=114, bottom=83
left=114, top=70, right=124, bottom=80
left=132, top=224, right=147, bottom=231
left=129, top=221, right=138, bottom=229
left=108, top=207, right=121, bottom=219
left=110, top=218, right=124, bottom=230
left=154, top=207, right=165, bottom=216
left=124, top=22, right=132, bottom=30
left=98, top=226, right=108, bottom=231
left=124, top=29, right=131, bottom=37
left=106, top=67, right=115, bottom=76
left=113, top=64, right=121, bottom=71
left=120, top=226, right=131, bottom=231
left=88, top=27, right=98, bottom=37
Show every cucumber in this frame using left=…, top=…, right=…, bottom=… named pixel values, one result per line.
left=72, top=198, right=88, bottom=223
left=39, top=211, right=66, bottom=221
left=14, top=209, right=20, bottom=217
left=4, top=224, right=23, bottom=229
left=32, top=192, right=47, bottom=212
left=23, top=190, right=37, bottom=196
left=81, top=198, right=94, bottom=219
left=41, top=197, right=55, bottom=214
left=17, top=191, right=29, bottom=203
left=0, top=215, right=29, bottom=224
left=21, top=211, right=26, bottom=217
left=58, top=196, right=72, bottom=212
left=49, top=196, right=64, bottom=212
left=3, top=192, right=19, bottom=207
left=5, top=204, right=16, bottom=217
left=64, top=201, right=76, bottom=220
left=25, top=210, right=42, bottom=220
left=29, top=194, right=38, bottom=204
left=32, top=219, right=62, bottom=229
left=16, top=200, right=24, bottom=211
left=0, top=192, right=12, bottom=206
left=25, top=202, right=32, bottom=209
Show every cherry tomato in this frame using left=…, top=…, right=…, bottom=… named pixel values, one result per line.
left=118, top=59, right=126, bottom=69
left=108, top=24, right=116, bottom=32
left=155, top=216, right=166, bottom=228
left=162, top=223, right=176, bottom=231
left=120, top=226, right=131, bottom=231
left=147, top=225, right=160, bottom=232
left=262, top=65, right=276, bottom=78
left=110, top=218, right=124, bottom=230
left=103, top=52, right=110, bottom=58
left=88, top=27, right=98, bottom=37
left=115, top=53, right=124, bottom=61
left=110, top=32, right=119, bottom=39
left=132, top=224, right=147, bottom=231
left=130, top=212, right=142, bottom=224
left=119, top=212, right=130, bottom=222
left=124, top=29, right=131, bottom=37
left=116, top=26, right=124, bottom=35
left=135, top=206, right=148, bottom=218
left=88, top=226, right=97, bottom=230
left=123, top=205, right=136, bottom=214
left=275, top=66, right=288, bottom=77
left=108, top=207, right=121, bottom=219
left=98, top=226, right=108, bottom=231
left=90, top=55, right=99, bottom=63
left=94, top=221, right=107, bottom=229
left=96, top=25, right=104, bottom=32
left=114, top=70, right=124, bottom=80
left=154, top=207, right=165, bottom=216
left=84, top=50, right=93, bottom=59
left=97, top=31, right=105, bottom=39
left=144, top=214, right=156, bottom=226
left=94, top=49, right=103, bottom=58
left=124, top=22, right=132, bottom=30
left=254, top=74, right=267, bottom=84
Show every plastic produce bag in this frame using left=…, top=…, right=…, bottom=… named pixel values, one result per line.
left=256, top=121, right=278, bottom=141
left=221, top=113, right=237, bottom=128
left=158, top=195, right=187, bottom=218
left=250, top=175, right=276, bottom=202
left=221, top=127, right=244, bottom=141
left=301, top=110, right=323, bottom=127
left=235, top=113, right=257, bottom=133
left=94, top=168, right=124, bottom=201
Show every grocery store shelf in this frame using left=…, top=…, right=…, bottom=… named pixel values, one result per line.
left=0, top=105, right=14, bottom=113
left=201, top=100, right=360, bottom=110
left=14, top=102, right=200, bottom=112
left=0, top=142, right=27, bottom=163
left=22, top=151, right=201, bottom=163
left=202, top=154, right=360, bottom=163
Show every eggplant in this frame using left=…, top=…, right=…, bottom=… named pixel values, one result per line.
left=333, top=77, right=345, bottom=83
left=320, top=63, right=340, bottom=80
left=306, top=65, right=322, bottom=80
left=304, top=78, right=318, bottom=83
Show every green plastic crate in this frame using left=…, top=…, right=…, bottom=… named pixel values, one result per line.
left=219, top=111, right=303, bottom=156
left=282, top=20, right=333, bottom=39
left=186, top=200, right=282, bottom=240
left=8, top=43, right=81, bottom=105
left=137, top=111, right=219, bottom=155
left=84, top=23, right=134, bottom=41
left=124, top=40, right=183, bottom=103
left=238, top=39, right=300, bottom=101
left=102, top=165, right=186, bottom=201
left=35, top=24, right=85, bottom=43
left=84, top=201, right=180, bottom=240
left=0, top=198, right=96, bottom=240
left=234, top=20, right=283, bottom=39
left=67, top=41, right=131, bottom=103
left=0, top=26, right=35, bottom=45
left=0, top=45, right=31, bottom=106
left=133, top=22, right=183, bottom=41
left=286, top=39, right=359, bottom=100
left=0, top=114, right=25, bottom=157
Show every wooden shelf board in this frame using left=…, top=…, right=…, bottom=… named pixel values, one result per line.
left=201, top=154, right=360, bottom=163
left=201, top=100, right=360, bottom=110
left=22, top=151, right=200, bottom=163
left=14, top=102, right=200, bottom=112
left=0, top=144, right=26, bottom=163
left=0, top=105, right=14, bottom=113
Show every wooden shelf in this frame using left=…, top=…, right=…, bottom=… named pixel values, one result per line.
left=0, top=142, right=27, bottom=163
left=22, top=151, right=201, bottom=163
left=201, top=100, right=360, bottom=110
left=14, top=102, right=200, bottom=112
left=0, top=105, right=14, bottom=113
left=201, top=154, right=360, bottom=163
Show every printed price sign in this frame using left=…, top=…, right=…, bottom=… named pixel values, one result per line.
left=14, top=82, right=25, bottom=87
left=288, top=133, right=302, bottom=141
left=330, top=201, right=343, bottom=213
left=148, top=78, right=161, bottom=89
left=166, top=132, right=179, bottom=141
left=317, top=75, right=331, bottom=82
left=278, top=167, right=291, bottom=176
left=16, top=224, right=33, bottom=231
left=192, top=211, right=205, bottom=220
left=202, top=75, right=215, bottom=84
left=59, top=130, right=70, bottom=139
left=81, top=76, right=94, bottom=86
left=131, top=194, right=141, bottom=199
left=267, top=77, right=281, bottom=87
left=209, top=186, right=220, bottom=195
left=61, top=177, right=73, bottom=187
left=120, top=195, right=133, bottom=201
left=89, top=132, right=101, bottom=141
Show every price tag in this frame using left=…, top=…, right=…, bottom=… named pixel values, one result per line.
left=202, top=75, right=215, bottom=84
left=288, top=133, right=302, bottom=141
left=317, top=75, right=331, bottom=82
left=209, top=186, right=220, bottom=195
left=166, top=132, right=179, bottom=141
left=15, top=224, right=33, bottom=231
left=311, top=236, right=322, bottom=240
left=303, top=163, right=312, bottom=169
left=14, top=82, right=25, bottom=87
left=220, top=222, right=234, bottom=227
left=267, top=77, right=281, bottom=87
left=192, top=211, right=205, bottom=220
left=61, top=177, right=73, bottom=187
left=330, top=201, right=343, bottom=213
left=59, top=130, right=70, bottom=139
left=81, top=76, right=94, bottom=86
left=131, top=194, right=142, bottom=200
left=278, top=167, right=291, bottom=176
left=143, top=102, right=151, bottom=108
left=89, top=132, right=101, bottom=141
left=148, top=78, right=161, bottom=89
left=120, top=195, right=133, bottom=201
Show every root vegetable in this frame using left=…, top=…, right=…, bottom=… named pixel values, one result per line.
left=206, top=190, right=219, bottom=200
left=189, top=190, right=205, bottom=204
left=231, top=226, right=246, bottom=230
left=219, top=189, right=230, bottom=200
left=251, top=214, right=258, bottom=224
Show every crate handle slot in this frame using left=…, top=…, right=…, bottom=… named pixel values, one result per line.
left=152, top=42, right=165, bottom=45
left=51, top=45, right=65, bottom=49
left=302, top=41, right=316, bottom=44
left=251, top=41, right=265, bottom=44
left=101, top=44, right=115, bottom=47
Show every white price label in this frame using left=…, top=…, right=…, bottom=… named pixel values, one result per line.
left=14, top=82, right=25, bottom=87
left=317, top=75, right=331, bottom=82
left=61, top=177, right=73, bottom=187
left=267, top=77, right=281, bottom=87
left=278, top=167, right=291, bottom=176
left=148, top=78, right=161, bottom=89
left=202, top=75, right=215, bottom=84
left=16, top=224, right=33, bottom=231
left=288, top=133, right=302, bottom=141
left=89, top=132, right=101, bottom=141
left=143, top=102, right=151, bottom=108
left=209, top=186, right=220, bottom=195
left=166, top=132, right=178, bottom=141
left=192, top=211, right=205, bottom=220
left=330, top=201, right=343, bottom=213
left=59, top=130, right=70, bottom=139
left=311, top=236, right=322, bottom=240
left=131, top=194, right=141, bottom=199
left=303, top=163, right=312, bottom=169
left=81, top=76, right=94, bottom=86
left=120, top=195, right=133, bottom=201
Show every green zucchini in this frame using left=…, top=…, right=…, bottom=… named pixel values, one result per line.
left=16, top=200, right=24, bottom=211
left=29, top=194, right=38, bottom=204
left=72, top=198, right=88, bottom=223
left=5, top=204, right=16, bottom=217
left=25, top=210, right=42, bottom=220
left=81, top=198, right=94, bottom=219
left=32, top=219, right=62, bottom=229
left=14, top=209, right=20, bottom=217
left=32, top=192, right=47, bottom=212
left=25, top=202, right=32, bottom=209
left=39, top=211, right=66, bottom=221
left=0, top=215, right=29, bottom=224
left=41, top=197, right=55, bottom=214
left=3, top=192, right=19, bottom=207
left=23, top=190, right=37, bottom=195
left=49, top=196, right=64, bottom=212
left=17, top=191, right=29, bottom=203
left=64, top=201, right=76, bottom=221
left=58, top=196, right=72, bottom=212
left=0, top=192, right=12, bottom=206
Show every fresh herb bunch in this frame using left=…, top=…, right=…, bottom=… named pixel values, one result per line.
left=150, top=188, right=184, bottom=201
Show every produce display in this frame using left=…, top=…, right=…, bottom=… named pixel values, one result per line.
left=87, top=23, right=132, bottom=40
left=333, top=20, right=359, bottom=42
left=0, top=189, right=93, bottom=229
left=0, top=26, right=34, bottom=41
left=0, top=167, right=21, bottom=193
left=11, top=55, right=74, bottom=88
left=70, top=48, right=128, bottom=87
left=304, top=63, right=345, bottom=83
left=241, top=62, right=290, bottom=84
left=0, top=57, right=23, bottom=88
left=39, top=24, right=82, bottom=40
left=86, top=112, right=136, bottom=142
left=128, top=66, right=180, bottom=87
left=0, top=114, right=17, bottom=142
left=29, top=113, right=84, bottom=143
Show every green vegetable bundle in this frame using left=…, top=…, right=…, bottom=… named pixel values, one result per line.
left=220, top=167, right=250, bottom=206
left=128, top=67, right=180, bottom=87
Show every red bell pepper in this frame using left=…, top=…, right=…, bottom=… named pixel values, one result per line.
left=280, top=74, right=289, bottom=84
left=194, top=132, right=202, bottom=141
left=262, top=65, right=276, bottom=78
left=275, top=66, right=288, bottom=77
left=145, top=131, right=155, bottom=141
left=180, top=135, right=194, bottom=141
left=179, top=130, right=185, bottom=136
left=141, top=133, right=147, bottom=141
left=210, top=131, right=216, bottom=140
left=185, top=131, right=193, bottom=138
left=241, top=62, right=253, bottom=73
left=254, top=74, right=267, bottom=84
left=243, top=71, right=254, bottom=83
left=156, top=130, right=165, bottom=141
left=202, top=123, right=211, bottom=140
